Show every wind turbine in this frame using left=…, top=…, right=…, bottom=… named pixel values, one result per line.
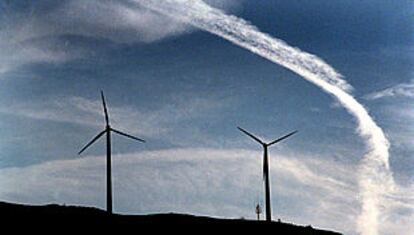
left=237, top=127, right=297, bottom=222
left=78, top=91, right=145, bottom=214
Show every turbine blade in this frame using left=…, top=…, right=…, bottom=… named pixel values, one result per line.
left=78, top=129, right=106, bottom=155
left=111, top=128, right=145, bottom=143
left=101, top=90, right=109, bottom=126
left=267, top=130, right=298, bottom=147
left=237, top=127, right=264, bottom=145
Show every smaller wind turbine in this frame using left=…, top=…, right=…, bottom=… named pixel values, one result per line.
left=255, top=203, right=262, bottom=221
left=238, top=127, right=297, bottom=222
left=78, top=91, right=145, bottom=214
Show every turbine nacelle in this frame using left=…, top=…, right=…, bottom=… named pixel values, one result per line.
left=237, top=126, right=297, bottom=148
left=78, top=91, right=145, bottom=155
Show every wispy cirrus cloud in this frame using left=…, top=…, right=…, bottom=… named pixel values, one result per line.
left=364, top=80, right=414, bottom=100
left=0, top=148, right=358, bottom=233
left=0, top=148, right=412, bottom=235
left=0, top=35, right=84, bottom=75
left=0, top=0, right=188, bottom=75
left=0, top=94, right=233, bottom=141
left=0, top=0, right=240, bottom=75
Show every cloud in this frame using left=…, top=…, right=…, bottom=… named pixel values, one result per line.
left=47, top=0, right=192, bottom=44
left=0, top=148, right=412, bottom=235
left=0, top=94, right=233, bottom=141
left=364, top=80, right=414, bottom=100
left=0, top=0, right=241, bottom=75
left=382, top=103, right=414, bottom=145
left=0, top=0, right=188, bottom=75
left=0, top=35, right=84, bottom=75
left=0, top=148, right=356, bottom=232
left=380, top=184, right=414, bottom=235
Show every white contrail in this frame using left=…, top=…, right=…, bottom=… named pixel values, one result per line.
left=130, top=1, right=394, bottom=234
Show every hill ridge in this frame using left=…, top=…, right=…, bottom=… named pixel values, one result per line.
left=0, top=201, right=342, bottom=234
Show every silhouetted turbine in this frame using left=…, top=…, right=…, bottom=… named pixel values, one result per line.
left=78, top=91, right=145, bottom=214
left=238, top=127, right=297, bottom=222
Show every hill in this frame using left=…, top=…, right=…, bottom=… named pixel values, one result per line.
left=0, top=201, right=342, bottom=234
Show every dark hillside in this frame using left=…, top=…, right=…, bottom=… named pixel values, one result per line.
left=0, top=201, right=342, bottom=234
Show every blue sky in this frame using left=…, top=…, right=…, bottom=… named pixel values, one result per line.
left=0, top=1, right=413, bottom=234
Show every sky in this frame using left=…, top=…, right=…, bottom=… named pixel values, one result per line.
left=0, top=1, right=413, bottom=234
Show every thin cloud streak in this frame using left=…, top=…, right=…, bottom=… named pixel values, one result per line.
left=365, top=79, right=414, bottom=100
left=0, top=94, right=233, bottom=140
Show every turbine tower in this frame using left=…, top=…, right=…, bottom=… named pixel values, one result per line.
left=238, top=127, right=297, bottom=222
left=78, top=91, right=145, bottom=214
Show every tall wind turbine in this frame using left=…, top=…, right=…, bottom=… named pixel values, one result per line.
left=238, top=127, right=297, bottom=222
left=78, top=91, right=145, bottom=214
